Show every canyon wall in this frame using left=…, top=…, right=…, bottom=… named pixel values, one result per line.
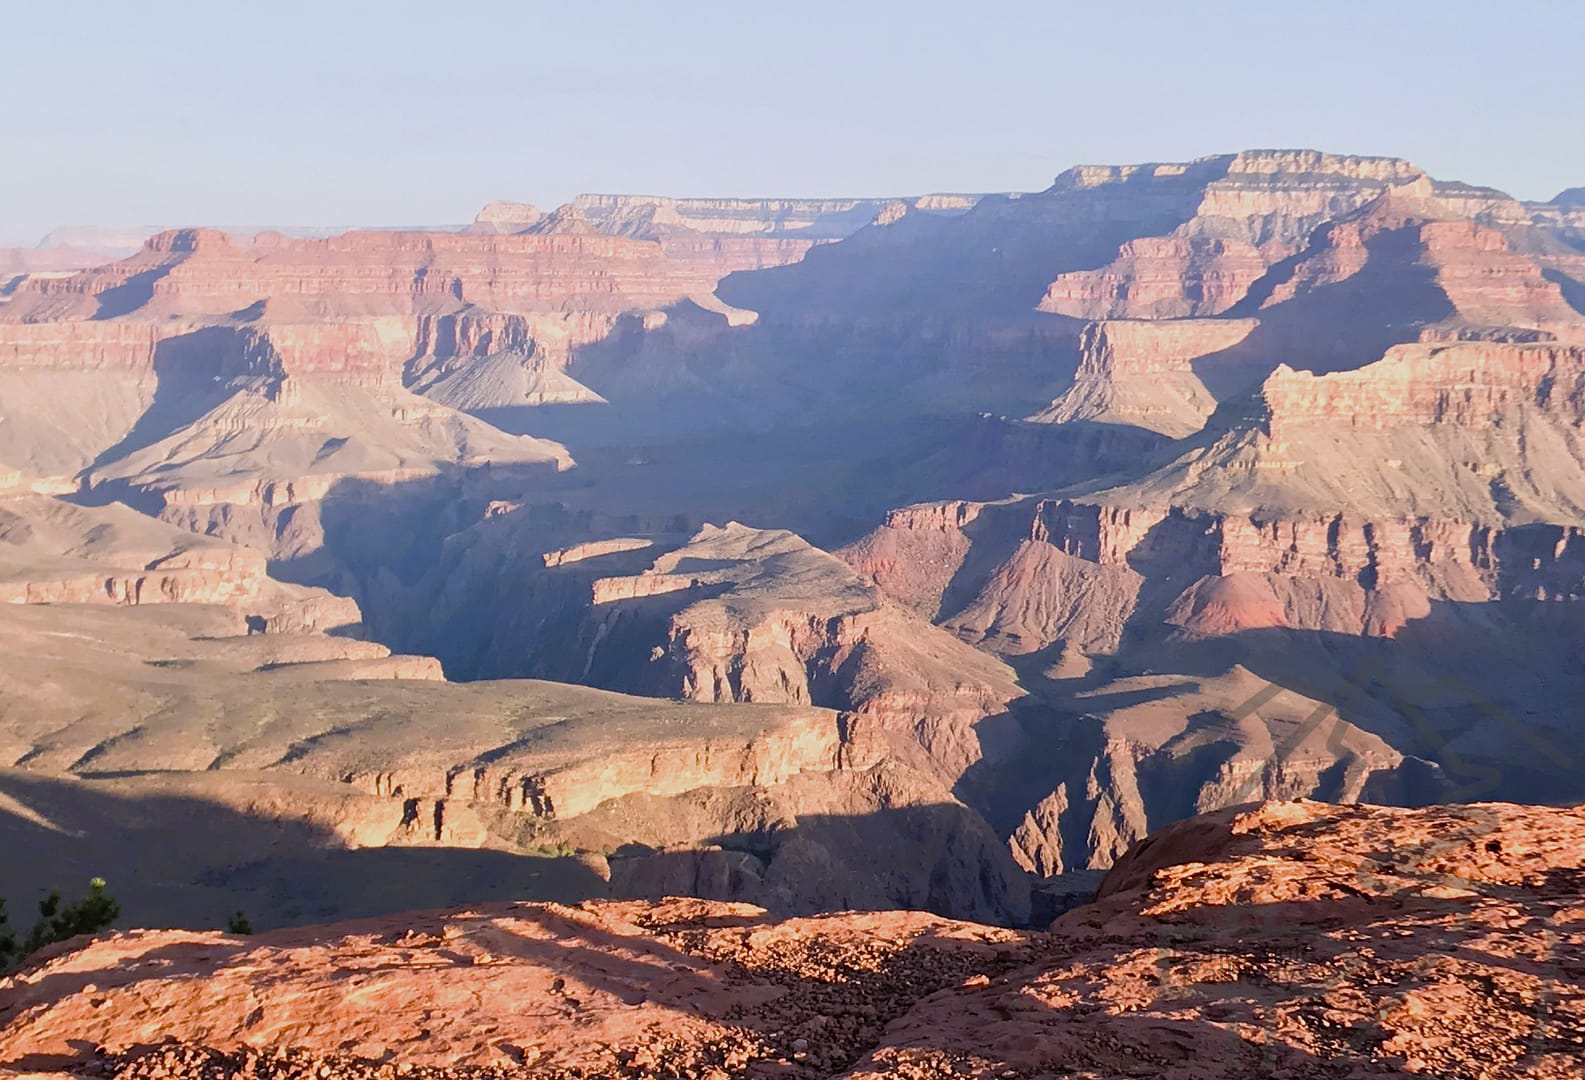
left=0, top=219, right=815, bottom=412
left=1260, top=339, right=1585, bottom=436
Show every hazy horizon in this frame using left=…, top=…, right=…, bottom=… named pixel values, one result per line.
left=5, top=0, right=1582, bottom=246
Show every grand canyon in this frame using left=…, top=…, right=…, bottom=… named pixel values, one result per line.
left=3, top=147, right=1584, bottom=1078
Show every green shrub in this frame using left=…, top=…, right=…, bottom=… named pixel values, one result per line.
left=0, top=878, right=122, bottom=970
left=225, top=911, right=254, bottom=935
left=0, top=897, right=17, bottom=969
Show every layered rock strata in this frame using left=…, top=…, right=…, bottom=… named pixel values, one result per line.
left=0, top=496, right=358, bottom=631
left=0, top=599, right=1029, bottom=926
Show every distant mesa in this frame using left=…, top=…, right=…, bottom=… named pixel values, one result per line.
left=465, top=200, right=544, bottom=234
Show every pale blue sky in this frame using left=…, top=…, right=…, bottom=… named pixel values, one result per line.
left=3, top=0, right=1582, bottom=245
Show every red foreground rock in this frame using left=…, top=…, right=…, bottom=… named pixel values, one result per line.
left=2, top=799, right=1582, bottom=1079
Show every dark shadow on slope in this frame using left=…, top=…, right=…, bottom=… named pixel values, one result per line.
left=0, top=765, right=1029, bottom=932
left=91, top=268, right=173, bottom=320
left=603, top=801, right=1029, bottom=927
left=943, top=587, right=1585, bottom=888
left=1123, top=596, right=1585, bottom=806
left=554, top=297, right=1087, bottom=440
left=718, top=155, right=1238, bottom=320
left=950, top=699, right=1105, bottom=847
left=265, top=416, right=1168, bottom=674
left=78, top=327, right=257, bottom=483
left=0, top=770, right=607, bottom=939
left=1211, top=218, right=1459, bottom=380
left=1543, top=267, right=1585, bottom=316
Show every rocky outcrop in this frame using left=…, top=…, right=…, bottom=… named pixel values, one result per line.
left=267, top=654, right=445, bottom=681
left=1040, top=235, right=1268, bottom=320
left=680, top=149, right=1585, bottom=433
left=900, top=798, right=1585, bottom=1078
left=1248, top=192, right=1581, bottom=333
left=941, top=539, right=1143, bottom=659
left=1048, top=150, right=1426, bottom=249
left=1029, top=170, right=1585, bottom=453
left=1260, top=339, right=1585, bottom=436
left=862, top=491, right=1527, bottom=612
left=847, top=495, right=1539, bottom=638
left=559, top=523, right=1025, bottom=784
left=836, top=501, right=984, bottom=617
left=444, top=706, right=844, bottom=821
left=839, top=469, right=1585, bottom=875
left=465, top=200, right=543, bottom=234
left=1031, top=317, right=1261, bottom=435
left=0, top=898, right=1040, bottom=1076
left=1088, top=332, right=1585, bottom=527
left=0, top=217, right=817, bottom=447
left=0, top=496, right=361, bottom=632
left=6, top=799, right=1581, bottom=1079
left=0, top=319, right=178, bottom=371
left=0, top=225, right=812, bottom=328
left=1036, top=152, right=1435, bottom=321
left=9, top=148, right=1585, bottom=948
left=541, top=537, right=652, bottom=568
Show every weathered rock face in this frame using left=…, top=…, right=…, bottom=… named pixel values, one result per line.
left=546, top=523, right=1027, bottom=786
left=0, top=496, right=359, bottom=631
left=6, top=799, right=1580, bottom=1080
left=388, top=490, right=1504, bottom=880
left=0, top=190, right=894, bottom=510
left=7, top=148, right=1585, bottom=955
left=1033, top=185, right=1585, bottom=443
left=1043, top=150, right=1426, bottom=256
left=1092, top=333, right=1585, bottom=527
left=838, top=482, right=1585, bottom=873
left=0, top=231, right=585, bottom=524
left=1036, top=152, right=1433, bottom=321
left=377, top=511, right=1035, bottom=811
left=1031, top=317, right=1262, bottom=435
left=1039, top=233, right=1269, bottom=320
left=940, top=539, right=1143, bottom=659
left=0, top=319, right=180, bottom=372
left=3, top=226, right=809, bottom=324
left=834, top=501, right=984, bottom=617
left=0, top=214, right=815, bottom=482
left=1261, top=339, right=1585, bottom=436
left=1248, top=193, right=1580, bottom=333
left=846, top=494, right=1581, bottom=639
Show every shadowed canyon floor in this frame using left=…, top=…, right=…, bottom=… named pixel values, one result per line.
left=2, top=799, right=1583, bottom=1079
